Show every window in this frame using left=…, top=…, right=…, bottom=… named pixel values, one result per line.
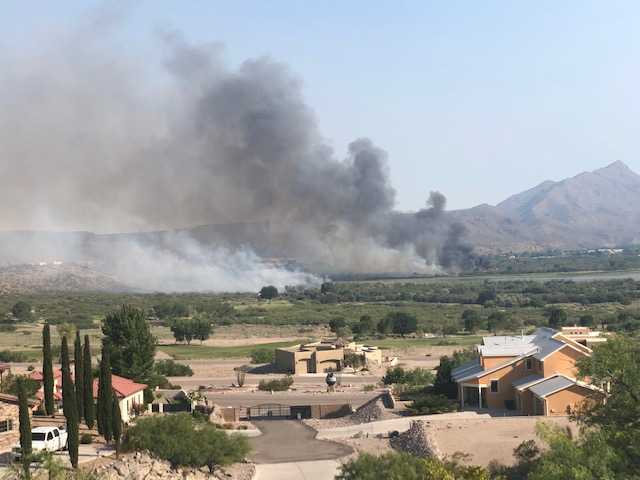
left=0, top=419, right=12, bottom=433
left=526, top=358, right=533, bottom=370
left=53, top=429, right=59, bottom=437
left=47, top=432, right=53, bottom=441
left=490, top=380, right=499, bottom=393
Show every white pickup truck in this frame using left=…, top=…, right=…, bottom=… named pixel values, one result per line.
left=12, top=426, right=68, bottom=459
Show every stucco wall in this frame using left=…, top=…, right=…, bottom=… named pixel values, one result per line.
left=275, top=349, right=298, bottom=374
left=0, top=402, right=19, bottom=452
left=545, top=385, right=598, bottom=416
left=542, top=346, right=585, bottom=378
left=478, top=358, right=535, bottom=410
left=482, top=355, right=517, bottom=369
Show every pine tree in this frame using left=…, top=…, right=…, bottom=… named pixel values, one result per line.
left=111, top=396, right=122, bottom=456
left=41, top=323, right=54, bottom=416
left=17, top=377, right=32, bottom=480
left=60, top=337, right=79, bottom=468
left=97, top=343, right=113, bottom=442
left=74, top=331, right=84, bottom=421
left=83, top=335, right=95, bottom=429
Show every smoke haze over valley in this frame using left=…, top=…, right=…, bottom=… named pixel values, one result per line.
left=0, top=10, right=470, bottom=291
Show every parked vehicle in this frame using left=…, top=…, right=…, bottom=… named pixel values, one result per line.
left=12, top=426, right=68, bottom=460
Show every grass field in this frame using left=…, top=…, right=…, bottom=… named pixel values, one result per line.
left=157, top=339, right=306, bottom=360
left=372, top=335, right=483, bottom=350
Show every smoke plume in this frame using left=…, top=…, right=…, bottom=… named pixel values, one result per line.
left=0, top=16, right=472, bottom=291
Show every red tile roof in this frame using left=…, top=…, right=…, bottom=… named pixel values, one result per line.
left=92, top=374, right=147, bottom=399
left=30, top=369, right=62, bottom=381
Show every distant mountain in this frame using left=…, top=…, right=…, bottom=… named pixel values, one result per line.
left=451, top=161, right=640, bottom=253
left=0, top=263, right=131, bottom=294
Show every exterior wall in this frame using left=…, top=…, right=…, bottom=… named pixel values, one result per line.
left=542, top=346, right=585, bottom=378
left=310, top=403, right=352, bottom=419
left=275, top=349, right=299, bottom=374
left=0, top=402, right=19, bottom=452
left=517, top=390, right=536, bottom=415
left=120, top=390, right=145, bottom=423
left=363, top=349, right=382, bottom=365
left=481, top=355, right=517, bottom=369
left=313, top=349, right=344, bottom=373
left=478, top=358, right=535, bottom=410
left=544, top=385, right=599, bottom=416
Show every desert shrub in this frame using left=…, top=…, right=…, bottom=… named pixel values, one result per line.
left=123, top=414, right=249, bottom=472
left=363, top=384, right=376, bottom=392
left=249, top=349, right=275, bottom=364
left=0, top=374, right=41, bottom=397
left=80, top=433, right=93, bottom=444
left=154, top=360, right=194, bottom=377
left=383, top=367, right=434, bottom=386
left=0, top=325, right=16, bottom=333
left=406, top=394, right=457, bottom=415
left=0, top=350, right=33, bottom=362
left=257, top=375, right=294, bottom=392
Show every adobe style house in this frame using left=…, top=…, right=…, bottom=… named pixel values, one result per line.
left=275, top=340, right=382, bottom=374
left=452, top=328, right=603, bottom=416
left=0, top=393, right=39, bottom=452
left=30, top=369, right=146, bottom=423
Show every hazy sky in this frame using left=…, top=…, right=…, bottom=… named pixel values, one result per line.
left=3, top=0, right=640, bottom=211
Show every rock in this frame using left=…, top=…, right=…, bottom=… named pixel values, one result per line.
left=390, top=421, right=442, bottom=459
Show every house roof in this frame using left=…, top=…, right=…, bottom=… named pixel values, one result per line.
left=512, top=374, right=545, bottom=391
left=0, top=393, right=40, bottom=407
left=451, top=359, right=483, bottom=382
left=479, top=328, right=564, bottom=360
left=30, top=369, right=62, bottom=381
left=529, top=375, right=576, bottom=398
left=91, top=374, right=147, bottom=399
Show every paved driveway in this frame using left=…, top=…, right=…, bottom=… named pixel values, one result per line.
left=249, top=420, right=352, bottom=464
left=254, top=459, right=341, bottom=480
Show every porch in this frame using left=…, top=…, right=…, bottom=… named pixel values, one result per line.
left=459, top=383, right=488, bottom=409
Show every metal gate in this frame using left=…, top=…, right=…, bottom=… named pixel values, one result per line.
left=247, top=404, right=291, bottom=419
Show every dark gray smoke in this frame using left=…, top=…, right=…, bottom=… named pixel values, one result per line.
left=0, top=18, right=473, bottom=290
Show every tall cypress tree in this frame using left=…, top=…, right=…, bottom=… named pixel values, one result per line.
left=83, top=335, right=95, bottom=429
left=17, top=377, right=32, bottom=480
left=97, top=343, right=113, bottom=442
left=41, top=323, right=54, bottom=416
left=60, top=337, right=79, bottom=468
left=111, top=396, right=122, bottom=456
left=74, top=331, right=84, bottom=421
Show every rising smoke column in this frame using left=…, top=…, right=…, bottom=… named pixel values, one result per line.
left=0, top=17, right=473, bottom=290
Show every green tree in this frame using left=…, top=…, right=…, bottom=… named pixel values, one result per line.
left=547, top=308, right=568, bottom=329
left=82, top=335, right=95, bottom=429
left=112, top=397, right=122, bottom=456
left=102, top=305, right=155, bottom=382
left=96, top=343, right=113, bottom=442
left=387, top=312, right=418, bottom=336
left=193, top=317, right=212, bottom=343
left=17, top=377, right=32, bottom=480
left=434, top=347, right=478, bottom=398
left=56, top=323, right=76, bottom=342
left=258, top=285, right=278, bottom=300
left=328, top=317, right=347, bottom=334
left=462, top=309, right=481, bottom=333
left=487, top=311, right=509, bottom=334
left=575, top=336, right=640, bottom=472
left=354, top=315, right=375, bottom=335
left=336, top=452, right=489, bottom=480
left=376, top=316, right=394, bottom=335
left=73, top=331, right=84, bottom=422
left=579, top=314, right=595, bottom=327
left=41, top=323, right=55, bottom=416
left=12, top=301, right=32, bottom=322
left=60, top=337, right=79, bottom=468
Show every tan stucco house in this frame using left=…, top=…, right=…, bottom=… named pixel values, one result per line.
left=452, top=327, right=603, bottom=416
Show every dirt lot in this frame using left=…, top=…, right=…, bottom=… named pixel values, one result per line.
left=427, top=416, right=576, bottom=466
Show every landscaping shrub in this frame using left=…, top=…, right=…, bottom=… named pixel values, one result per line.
left=0, top=350, right=33, bottom=362
left=406, top=394, right=457, bottom=415
left=383, top=367, right=434, bottom=386
left=249, top=349, right=275, bottom=364
left=80, top=433, right=93, bottom=444
left=257, top=375, right=294, bottom=391
left=123, top=414, right=250, bottom=472
left=154, top=360, right=194, bottom=377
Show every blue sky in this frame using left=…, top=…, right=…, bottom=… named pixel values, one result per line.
left=3, top=1, right=640, bottom=211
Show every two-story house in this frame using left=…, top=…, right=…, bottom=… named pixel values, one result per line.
left=452, top=328, right=603, bottom=416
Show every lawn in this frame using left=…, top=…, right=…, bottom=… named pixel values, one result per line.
left=157, top=339, right=306, bottom=360
left=372, top=335, right=483, bottom=350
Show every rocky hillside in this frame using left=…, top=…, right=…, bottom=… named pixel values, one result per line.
left=451, top=161, right=640, bottom=253
left=0, top=263, right=131, bottom=294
